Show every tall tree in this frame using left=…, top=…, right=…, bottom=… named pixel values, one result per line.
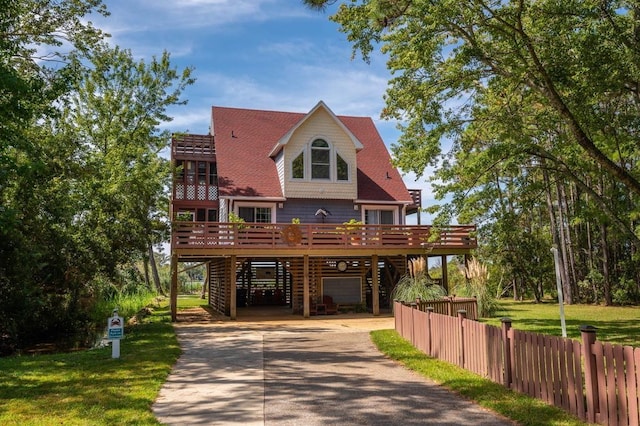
left=0, top=0, right=108, bottom=352
left=304, top=0, right=640, bottom=304
left=60, top=44, right=194, bottom=276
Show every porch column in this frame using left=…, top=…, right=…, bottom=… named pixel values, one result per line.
left=441, top=255, right=449, bottom=293
left=372, top=254, right=380, bottom=316
left=230, top=255, right=237, bottom=320
left=170, top=253, right=178, bottom=322
left=303, top=255, right=310, bottom=318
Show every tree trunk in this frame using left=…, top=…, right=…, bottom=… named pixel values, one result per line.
left=600, top=224, right=612, bottom=306
left=148, top=242, right=165, bottom=296
left=543, top=167, right=571, bottom=303
left=559, top=183, right=579, bottom=301
left=200, top=270, right=208, bottom=299
left=554, top=179, right=573, bottom=304
left=143, top=254, right=151, bottom=290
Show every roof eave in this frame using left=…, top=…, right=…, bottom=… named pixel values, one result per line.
left=268, top=100, right=364, bottom=157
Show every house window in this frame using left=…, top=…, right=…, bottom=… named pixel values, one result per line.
left=337, top=153, right=348, bottom=181
left=311, top=139, right=330, bottom=179
left=209, top=163, right=217, bottom=185
left=291, top=138, right=350, bottom=181
left=186, top=160, right=195, bottom=184
left=175, top=160, right=217, bottom=186
left=292, top=151, right=304, bottom=179
left=365, top=209, right=395, bottom=225
left=238, top=207, right=272, bottom=223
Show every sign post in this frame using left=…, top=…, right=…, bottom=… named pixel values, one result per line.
left=107, top=309, right=124, bottom=358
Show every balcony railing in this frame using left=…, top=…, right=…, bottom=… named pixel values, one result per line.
left=172, top=134, right=215, bottom=157
left=171, top=222, right=476, bottom=252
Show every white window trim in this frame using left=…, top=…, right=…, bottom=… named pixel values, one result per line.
left=289, top=136, right=352, bottom=183
left=362, top=205, right=399, bottom=225
left=234, top=202, right=277, bottom=223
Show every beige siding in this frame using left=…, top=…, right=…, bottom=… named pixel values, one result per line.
left=274, top=150, right=285, bottom=195
left=283, top=108, right=358, bottom=200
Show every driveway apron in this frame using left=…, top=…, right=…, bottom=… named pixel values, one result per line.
left=152, top=313, right=514, bottom=426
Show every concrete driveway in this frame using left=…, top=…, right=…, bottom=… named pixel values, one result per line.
left=152, top=308, right=515, bottom=425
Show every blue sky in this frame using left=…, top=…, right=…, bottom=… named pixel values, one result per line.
left=94, top=0, right=434, bottom=221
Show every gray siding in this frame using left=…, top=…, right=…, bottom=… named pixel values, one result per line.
left=277, top=199, right=362, bottom=224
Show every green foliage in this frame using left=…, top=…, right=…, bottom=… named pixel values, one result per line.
left=392, top=275, right=447, bottom=303
left=392, top=258, right=447, bottom=302
left=228, top=212, right=247, bottom=230
left=0, top=2, right=194, bottom=352
left=318, top=0, right=640, bottom=307
left=452, top=258, right=498, bottom=318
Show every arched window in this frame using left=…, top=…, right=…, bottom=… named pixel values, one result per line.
left=311, top=139, right=330, bottom=179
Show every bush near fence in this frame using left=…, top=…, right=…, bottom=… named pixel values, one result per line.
left=394, top=301, right=640, bottom=426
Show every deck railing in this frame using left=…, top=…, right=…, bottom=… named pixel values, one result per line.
left=171, top=222, right=476, bottom=250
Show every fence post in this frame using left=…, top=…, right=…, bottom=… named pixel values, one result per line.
left=501, top=317, right=512, bottom=388
left=580, top=325, right=598, bottom=424
left=426, top=306, right=433, bottom=356
left=410, top=302, right=417, bottom=345
left=394, top=300, right=400, bottom=333
left=458, top=310, right=467, bottom=368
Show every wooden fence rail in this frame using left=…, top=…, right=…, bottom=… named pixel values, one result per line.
left=394, top=301, right=640, bottom=425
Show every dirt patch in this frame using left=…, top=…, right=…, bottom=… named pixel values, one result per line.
left=176, top=306, right=226, bottom=323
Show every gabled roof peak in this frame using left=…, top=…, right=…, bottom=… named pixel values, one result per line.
left=268, top=101, right=364, bottom=157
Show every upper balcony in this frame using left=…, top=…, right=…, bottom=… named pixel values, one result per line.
left=171, top=222, right=477, bottom=258
left=172, top=134, right=215, bottom=158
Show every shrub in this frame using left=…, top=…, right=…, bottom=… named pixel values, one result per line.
left=392, top=257, right=447, bottom=302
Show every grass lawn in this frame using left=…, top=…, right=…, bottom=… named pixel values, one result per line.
left=0, top=295, right=204, bottom=426
left=483, top=299, right=640, bottom=347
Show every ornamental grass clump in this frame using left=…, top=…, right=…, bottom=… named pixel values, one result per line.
left=454, top=257, right=497, bottom=318
left=392, top=257, right=447, bottom=302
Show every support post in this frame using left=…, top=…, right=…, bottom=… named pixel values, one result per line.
left=441, top=255, right=448, bottom=293
left=230, top=255, right=237, bottom=320
left=581, top=325, right=599, bottom=424
left=303, top=255, right=309, bottom=318
left=501, top=317, right=512, bottom=388
left=372, top=254, right=380, bottom=316
left=170, top=253, right=178, bottom=322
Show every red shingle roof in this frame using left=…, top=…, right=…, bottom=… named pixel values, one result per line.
left=212, top=104, right=412, bottom=203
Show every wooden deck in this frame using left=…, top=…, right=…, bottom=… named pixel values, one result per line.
left=172, top=222, right=477, bottom=257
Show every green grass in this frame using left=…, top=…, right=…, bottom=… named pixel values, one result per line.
left=0, top=299, right=181, bottom=426
left=176, top=293, right=209, bottom=309
left=371, top=329, right=588, bottom=426
left=483, top=299, right=640, bottom=347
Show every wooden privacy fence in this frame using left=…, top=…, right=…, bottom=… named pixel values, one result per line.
left=394, top=301, right=640, bottom=426
left=415, top=297, right=478, bottom=320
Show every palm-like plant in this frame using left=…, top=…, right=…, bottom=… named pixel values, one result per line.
left=392, top=257, right=446, bottom=302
